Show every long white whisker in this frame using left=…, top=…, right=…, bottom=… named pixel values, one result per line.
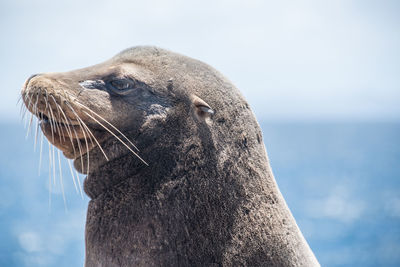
left=25, top=93, right=37, bottom=138
left=67, top=105, right=91, bottom=175
left=75, top=170, right=84, bottom=199
left=71, top=108, right=90, bottom=175
left=81, top=109, right=148, bottom=166
left=27, top=93, right=40, bottom=140
left=82, top=124, right=90, bottom=177
left=48, top=140, right=52, bottom=210
left=65, top=103, right=101, bottom=158
left=70, top=120, right=85, bottom=175
left=55, top=102, right=85, bottom=200
left=38, top=132, right=44, bottom=176
left=68, top=159, right=79, bottom=195
left=46, top=105, right=55, bottom=143
left=25, top=113, right=34, bottom=139
left=34, top=118, right=40, bottom=151
left=23, top=94, right=33, bottom=127
left=74, top=101, right=139, bottom=151
left=76, top=116, right=109, bottom=161
left=58, top=150, right=67, bottom=212
left=56, top=104, right=77, bottom=157
left=48, top=103, right=62, bottom=144
left=22, top=89, right=83, bottom=209
left=50, top=95, right=67, bottom=142
left=20, top=100, right=26, bottom=118
left=21, top=93, right=32, bottom=123
left=52, top=145, right=56, bottom=185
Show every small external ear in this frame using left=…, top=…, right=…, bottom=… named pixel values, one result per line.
left=190, top=94, right=214, bottom=119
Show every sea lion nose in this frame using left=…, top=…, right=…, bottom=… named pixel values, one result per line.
left=26, top=73, right=42, bottom=87
left=22, top=73, right=61, bottom=97
left=22, top=73, right=41, bottom=95
left=27, top=73, right=41, bottom=83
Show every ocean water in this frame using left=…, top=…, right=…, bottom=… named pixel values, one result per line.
left=0, top=122, right=399, bottom=267
left=262, top=122, right=400, bottom=267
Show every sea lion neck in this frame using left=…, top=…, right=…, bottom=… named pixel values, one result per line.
left=83, top=152, right=148, bottom=200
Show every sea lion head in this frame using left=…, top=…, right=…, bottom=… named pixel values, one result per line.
left=21, top=46, right=261, bottom=197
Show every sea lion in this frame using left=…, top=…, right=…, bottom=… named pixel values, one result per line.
left=21, top=46, right=320, bottom=266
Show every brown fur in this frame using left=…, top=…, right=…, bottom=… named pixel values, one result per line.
left=22, top=46, right=319, bottom=266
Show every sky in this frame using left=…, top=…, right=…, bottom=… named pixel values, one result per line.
left=0, top=0, right=400, bottom=266
left=1, top=0, right=399, bottom=122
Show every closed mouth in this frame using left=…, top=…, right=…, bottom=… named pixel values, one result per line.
left=22, top=92, right=147, bottom=166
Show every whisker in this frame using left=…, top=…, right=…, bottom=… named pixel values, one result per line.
left=52, top=145, right=56, bottom=185
left=48, top=102, right=62, bottom=144
left=32, top=95, right=40, bottom=148
left=21, top=108, right=28, bottom=124
left=23, top=94, right=33, bottom=127
left=63, top=103, right=110, bottom=161
left=22, top=90, right=83, bottom=208
left=68, top=159, right=79, bottom=195
left=78, top=116, right=109, bottom=161
left=58, top=150, right=67, bottom=212
left=50, top=95, right=67, bottom=142
left=34, top=118, right=40, bottom=151
left=81, top=109, right=148, bottom=166
left=74, top=101, right=139, bottom=151
left=56, top=104, right=77, bottom=157
left=43, top=92, right=54, bottom=135
left=48, top=140, right=52, bottom=209
left=75, top=170, right=84, bottom=199
left=44, top=90, right=49, bottom=110
left=70, top=120, right=85, bottom=175
left=55, top=103, right=85, bottom=199
left=46, top=105, right=55, bottom=143
left=66, top=103, right=90, bottom=174
left=17, top=94, right=22, bottom=105
left=81, top=122, right=90, bottom=176
left=65, top=103, right=100, bottom=158
left=21, top=93, right=32, bottom=123
left=19, top=102, right=25, bottom=119
left=25, top=113, right=34, bottom=139
left=72, top=112, right=95, bottom=151
left=33, top=91, right=40, bottom=115
left=24, top=93, right=36, bottom=135
left=38, top=132, right=44, bottom=176
left=19, top=96, right=27, bottom=118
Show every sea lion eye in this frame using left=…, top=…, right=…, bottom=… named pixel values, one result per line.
left=109, top=79, right=135, bottom=91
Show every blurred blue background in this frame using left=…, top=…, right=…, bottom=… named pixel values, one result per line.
left=0, top=0, right=399, bottom=266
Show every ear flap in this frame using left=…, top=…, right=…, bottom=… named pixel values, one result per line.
left=190, top=94, right=214, bottom=119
